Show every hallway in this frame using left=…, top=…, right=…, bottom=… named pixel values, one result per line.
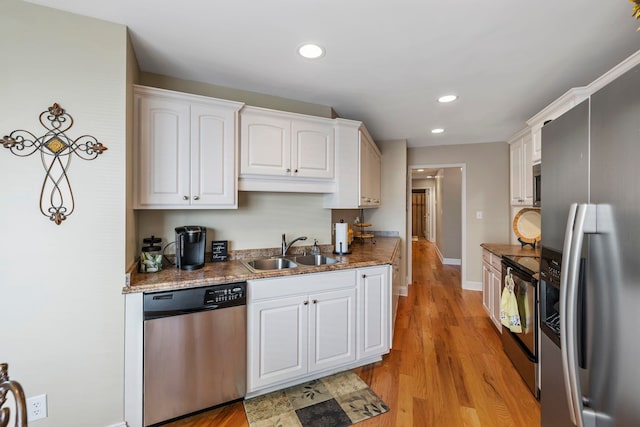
left=164, top=240, right=540, bottom=426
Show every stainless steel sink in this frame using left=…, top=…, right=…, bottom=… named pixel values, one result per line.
left=241, top=254, right=340, bottom=272
left=243, top=257, right=298, bottom=272
left=291, top=254, right=339, bottom=266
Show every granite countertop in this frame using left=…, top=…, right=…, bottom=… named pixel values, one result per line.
left=480, top=243, right=541, bottom=258
left=124, top=236, right=400, bottom=294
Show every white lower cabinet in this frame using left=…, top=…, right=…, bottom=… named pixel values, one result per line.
left=247, top=266, right=390, bottom=394
left=357, top=265, right=390, bottom=358
left=481, top=249, right=503, bottom=332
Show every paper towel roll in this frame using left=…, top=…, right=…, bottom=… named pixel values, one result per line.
left=334, top=222, right=350, bottom=254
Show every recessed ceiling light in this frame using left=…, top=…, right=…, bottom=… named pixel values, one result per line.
left=431, top=128, right=445, bottom=134
left=298, top=43, right=324, bottom=59
left=417, top=169, right=425, bottom=172
left=438, top=95, right=457, bottom=103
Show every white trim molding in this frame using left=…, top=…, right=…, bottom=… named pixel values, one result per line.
left=464, top=281, right=482, bottom=291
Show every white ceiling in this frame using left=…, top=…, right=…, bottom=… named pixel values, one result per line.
left=27, top=0, right=640, bottom=147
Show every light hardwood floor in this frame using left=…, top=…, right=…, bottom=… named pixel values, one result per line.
left=162, top=240, right=540, bottom=426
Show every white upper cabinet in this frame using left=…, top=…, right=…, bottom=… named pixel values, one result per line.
left=323, top=119, right=381, bottom=208
left=509, top=130, right=533, bottom=206
left=359, top=129, right=381, bottom=207
left=239, top=106, right=335, bottom=193
left=133, top=85, right=243, bottom=209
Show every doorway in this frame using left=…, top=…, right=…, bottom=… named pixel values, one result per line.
left=412, top=190, right=426, bottom=240
left=407, top=164, right=466, bottom=288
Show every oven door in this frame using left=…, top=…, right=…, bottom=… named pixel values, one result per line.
left=502, top=264, right=537, bottom=359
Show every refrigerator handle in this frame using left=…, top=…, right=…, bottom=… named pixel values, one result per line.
left=563, top=203, right=598, bottom=427
left=560, top=203, right=579, bottom=425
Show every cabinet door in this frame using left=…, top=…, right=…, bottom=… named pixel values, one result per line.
left=482, top=262, right=491, bottom=315
left=240, top=110, right=291, bottom=176
left=136, top=95, right=191, bottom=207
left=510, top=139, right=524, bottom=205
left=191, top=102, right=237, bottom=207
left=248, top=295, right=308, bottom=391
left=359, top=132, right=381, bottom=207
left=531, top=127, right=542, bottom=163
left=490, top=267, right=503, bottom=332
left=308, top=288, right=356, bottom=372
left=359, top=135, right=372, bottom=206
left=291, top=119, right=335, bottom=179
left=369, top=146, right=381, bottom=206
left=357, top=266, right=390, bottom=359
left=522, top=133, right=534, bottom=205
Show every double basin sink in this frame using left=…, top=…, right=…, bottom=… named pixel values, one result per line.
left=242, top=254, right=339, bottom=273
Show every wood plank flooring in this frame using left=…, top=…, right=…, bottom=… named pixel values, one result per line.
left=161, top=240, right=540, bottom=426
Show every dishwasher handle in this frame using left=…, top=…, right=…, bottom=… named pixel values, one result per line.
left=144, top=304, right=221, bottom=320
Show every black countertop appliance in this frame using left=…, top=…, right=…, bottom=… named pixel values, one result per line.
left=175, top=225, right=206, bottom=270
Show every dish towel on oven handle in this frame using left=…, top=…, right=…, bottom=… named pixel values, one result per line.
left=500, top=268, right=522, bottom=333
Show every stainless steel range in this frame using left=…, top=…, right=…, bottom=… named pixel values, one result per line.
left=501, top=255, right=540, bottom=399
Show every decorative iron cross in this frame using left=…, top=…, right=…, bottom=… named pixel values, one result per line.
left=1, top=103, right=107, bottom=225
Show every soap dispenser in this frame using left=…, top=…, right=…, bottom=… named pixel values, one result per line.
left=311, top=239, right=321, bottom=255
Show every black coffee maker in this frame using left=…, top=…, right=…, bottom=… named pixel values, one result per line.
left=175, top=226, right=206, bottom=270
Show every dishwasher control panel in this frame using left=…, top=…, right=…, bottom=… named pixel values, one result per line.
left=143, top=281, right=247, bottom=320
left=204, top=285, right=245, bottom=304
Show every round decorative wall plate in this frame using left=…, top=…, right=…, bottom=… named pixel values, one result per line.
left=513, top=208, right=541, bottom=243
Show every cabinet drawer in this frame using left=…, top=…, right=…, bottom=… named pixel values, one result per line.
left=249, top=270, right=356, bottom=301
left=482, top=249, right=491, bottom=264
left=490, top=254, right=502, bottom=271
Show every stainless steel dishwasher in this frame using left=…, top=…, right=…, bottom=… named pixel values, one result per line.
left=143, top=282, right=246, bottom=426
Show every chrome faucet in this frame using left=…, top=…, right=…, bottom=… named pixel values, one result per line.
left=281, top=233, right=307, bottom=256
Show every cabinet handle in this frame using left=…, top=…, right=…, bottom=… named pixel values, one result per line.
left=362, top=274, right=367, bottom=278
left=313, top=299, right=317, bottom=304
left=193, top=195, right=200, bottom=201
left=294, top=169, right=298, bottom=173
left=303, top=300, right=309, bottom=305
left=183, top=196, right=189, bottom=200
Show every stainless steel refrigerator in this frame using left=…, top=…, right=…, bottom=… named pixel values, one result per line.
left=539, top=62, right=640, bottom=427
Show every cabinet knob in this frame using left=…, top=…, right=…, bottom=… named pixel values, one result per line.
left=193, top=195, right=200, bottom=201
left=183, top=196, right=189, bottom=200
left=313, top=299, right=317, bottom=304
left=294, top=169, right=298, bottom=173
left=286, top=168, right=291, bottom=173
left=303, top=300, right=309, bottom=305
left=362, top=274, right=367, bottom=279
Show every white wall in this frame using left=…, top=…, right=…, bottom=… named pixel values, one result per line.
left=1, top=1, right=127, bottom=426
left=437, top=167, right=462, bottom=260
left=137, top=192, right=332, bottom=253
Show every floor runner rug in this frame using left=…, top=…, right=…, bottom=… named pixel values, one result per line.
left=243, top=370, right=389, bottom=427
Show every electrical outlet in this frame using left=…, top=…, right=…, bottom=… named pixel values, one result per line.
left=27, top=394, right=47, bottom=421
left=124, top=272, right=131, bottom=286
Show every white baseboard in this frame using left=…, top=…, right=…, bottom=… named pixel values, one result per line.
left=105, top=422, right=128, bottom=427
left=464, top=280, right=482, bottom=291
left=434, top=244, right=461, bottom=266
left=399, top=286, right=408, bottom=296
